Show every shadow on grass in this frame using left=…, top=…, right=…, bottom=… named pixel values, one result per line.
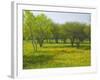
left=43, top=44, right=90, bottom=50
left=23, top=53, right=54, bottom=68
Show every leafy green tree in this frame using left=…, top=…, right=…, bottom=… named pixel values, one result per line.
left=59, top=24, right=69, bottom=43
left=63, top=22, right=87, bottom=48
left=24, top=11, right=90, bottom=49
left=62, top=22, right=75, bottom=47
left=51, top=23, right=60, bottom=43
left=84, top=24, right=91, bottom=43
left=32, top=13, right=53, bottom=47
left=23, top=10, right=37, bottom=51
left=73, top=23, right=86, bottom=48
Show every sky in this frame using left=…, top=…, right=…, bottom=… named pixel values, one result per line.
left=32, top=10, right=91, bottom=24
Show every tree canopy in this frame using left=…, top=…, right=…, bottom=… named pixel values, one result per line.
left=23, top=10, right=91, bottom=50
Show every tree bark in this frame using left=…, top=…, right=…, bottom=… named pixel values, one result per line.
left=55, top=39, right=59, bottom=43
left=70, top=38, right=74, bottom=47
left=63, top=39, right=66, bottom=44
left=37, top=39, right=44, bottom=47
left=76, top=39, right=80, bottom=48
left=29, top=26, right=37, bottom=51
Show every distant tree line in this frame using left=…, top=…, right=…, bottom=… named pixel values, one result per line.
left=23, top=10, right=90, bottom=51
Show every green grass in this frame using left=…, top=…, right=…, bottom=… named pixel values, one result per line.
left=23, top=41, right=91, bottom=69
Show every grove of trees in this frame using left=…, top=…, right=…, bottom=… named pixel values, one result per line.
left=23, top=10, right=91, bottom=51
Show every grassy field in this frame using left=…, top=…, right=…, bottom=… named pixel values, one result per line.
left=23, top=41, right=91, bottom=69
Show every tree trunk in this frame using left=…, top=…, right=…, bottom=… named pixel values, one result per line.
left=38, top=39, right=44, bottom=47
left=63, top=39, right=66, bottom=43
left=71, top=41, right=74, bottom=47
left=34, top=40, right=37, bottom=51
left=76, top=39, right=80, bottom=48
left=55, top=39, right=58, bottom=43
left=29, top=26, right=37, bottom=52
left=40, top=43, right=43, bottom=47
left=70, top=38, right=74, bottom=47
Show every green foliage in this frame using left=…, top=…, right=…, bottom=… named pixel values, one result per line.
left=23, top=11, right=91, bottom=69
left=32, top=13, right=53, bottom=47
left=51, top=23, right=61, bottom=43
left=23, top=10, right=37, bottom=51
left=62, top=22, right=88, bottom=48
left=84, top=24, right=91, bottom=41
left=23, top=10, right=91, bottom=49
